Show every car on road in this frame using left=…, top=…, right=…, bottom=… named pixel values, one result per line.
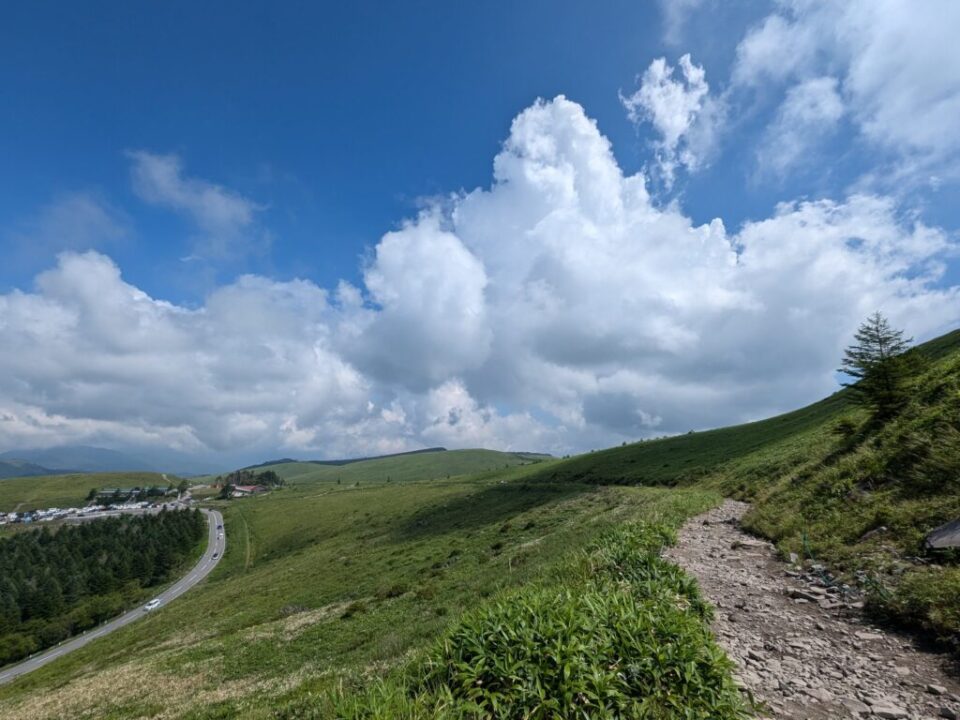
left=144, top=598, right=161, bottom=611
left=212, top=552, right=219, bottom=558
left=216, top=523, right=223, bottom=529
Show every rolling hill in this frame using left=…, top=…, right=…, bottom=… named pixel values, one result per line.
left=0, top=472, right=178, bottom=512
left=527, top=326, right=960, bottom=642
left=215, top=448, right=551, bottom=487
left=244, top=446, right=450, bottom=469
left=1, top=328, right=957, bottom=719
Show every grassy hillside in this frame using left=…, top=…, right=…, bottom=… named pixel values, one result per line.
left=737, top=346, right=960, bottom=642
left=228, top=448, right=549, bottom=486
left=0, top=472, right=175, bottom=512
left=246, top=446, right=448, bottom=469
left=533, top=390, right=850, bottom=487
left=531, top=327, right=960, bottom=644
left=0, top=464, right=738, bottom=719
left=2, top=330, right=956, bottom=718
left=531, top=329, right=960, bottom=490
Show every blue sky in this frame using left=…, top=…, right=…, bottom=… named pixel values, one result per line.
left=3, top=1, right=671, bottom=296
left=1, top=1, right=959, bottom=467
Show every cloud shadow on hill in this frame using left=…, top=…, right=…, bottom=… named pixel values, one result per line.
left=394, top=481, right=596, bottom=540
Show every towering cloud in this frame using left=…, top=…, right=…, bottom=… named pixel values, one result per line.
left=1, top=95, right=956, bottom=462
left=620, top=55, right=714, bottom=187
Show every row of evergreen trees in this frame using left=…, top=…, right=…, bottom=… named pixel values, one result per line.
left=0, top=509, right=206, bottom=667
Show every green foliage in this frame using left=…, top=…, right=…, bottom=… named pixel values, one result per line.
left=0, top=509, right=206, bottom=667
left=832, top=418, right=858, bottom=441
left=841, top=312, right=915, bottom=420
left=216, top=468, right=286, bottom=489
left=880, top=567, right=960, bottom=640
left=733, top=347, right=960, bottom=643
left=328, top=524, right=746, bottom=719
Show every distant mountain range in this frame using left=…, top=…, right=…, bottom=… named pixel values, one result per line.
left=0, top=458, right=66, bottom=480
left=244, top=447, right=450, bottom=469
left=0, top=445, right=156, bottom=476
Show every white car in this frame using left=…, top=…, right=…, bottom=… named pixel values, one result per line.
left=143, top=598, right=161, bottom=611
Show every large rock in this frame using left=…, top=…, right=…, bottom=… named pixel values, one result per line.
left=925, top=518, right=960, bottom=550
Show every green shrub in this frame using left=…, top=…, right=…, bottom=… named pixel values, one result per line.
left=0, top=632, right=38, bottom=667
left=875, top=567, right=960, bottom=642
left=326, top=524, right=747, bottom=720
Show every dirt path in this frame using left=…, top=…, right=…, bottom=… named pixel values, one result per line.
left=665, top=500, right=960, bottom=720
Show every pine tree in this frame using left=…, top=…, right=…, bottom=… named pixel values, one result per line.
left=841, top=312, right=914, bottom=419
left=0, top=589, right=20, bottom=633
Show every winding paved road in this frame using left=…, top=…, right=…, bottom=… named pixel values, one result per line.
left=0, top=508, right=225, bottom=685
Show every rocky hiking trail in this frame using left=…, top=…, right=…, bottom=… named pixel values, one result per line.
left=665, top=500, right=960, bottom=720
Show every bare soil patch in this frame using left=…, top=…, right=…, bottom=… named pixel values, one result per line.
left=666, top=500, right=960, bottom=720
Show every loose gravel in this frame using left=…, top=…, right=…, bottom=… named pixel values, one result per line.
left=665, top=500, right=960, bottom=720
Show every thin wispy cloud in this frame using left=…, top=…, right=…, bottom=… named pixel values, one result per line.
left=127, top=150, right=268, bottom=261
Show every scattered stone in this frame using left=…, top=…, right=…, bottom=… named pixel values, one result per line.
left=859, top=526, right=888, bottom=542
left=663, top=500, right=960, bottom=720
left=805, top=687, right=834, bottom=702
left=840, top=697, right=870, bottom=715
left=871, top=703, right=909, bottom=719
left=732, top=538, right=768, bottom=550
left=924, top=518, right=960, bottom=550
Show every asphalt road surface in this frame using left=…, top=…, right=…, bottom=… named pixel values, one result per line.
left=0, top=508, right=225, bottom=685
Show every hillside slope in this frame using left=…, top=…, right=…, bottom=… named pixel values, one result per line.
left=533, top=327, right=960, bottom=643
left=236, top=448, right=549, bottom=486
left=0, top=467, right=734, bottom=718
left=245, top=446, right=448, bottom=469
left=533, top=329, right=960, bottom=489
left=1, top=330, right=956, bottom=718
left=0, top=472, right=176, bottom=512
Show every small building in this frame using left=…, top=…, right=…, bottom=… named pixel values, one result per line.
left=231, top=485, right=267, bottom=497
left=96, top=488, right=141, bottom=502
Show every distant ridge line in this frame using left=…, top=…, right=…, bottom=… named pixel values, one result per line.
left=244, top=447, right=449, bottom=470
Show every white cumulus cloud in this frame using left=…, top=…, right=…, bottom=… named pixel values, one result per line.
left=1, top=96, right=957, bottom=464
left=731, top=0, right=960, bottom=184
left=621, top=54, right=715, bottom=188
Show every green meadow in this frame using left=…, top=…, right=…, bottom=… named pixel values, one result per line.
left=211, top=448, right=547, bottom=486
left=0, top=330, right=957, bottom=718
left=0, top=472, right=176, bottom=513
left=0, top=462, right=732, bottom=718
